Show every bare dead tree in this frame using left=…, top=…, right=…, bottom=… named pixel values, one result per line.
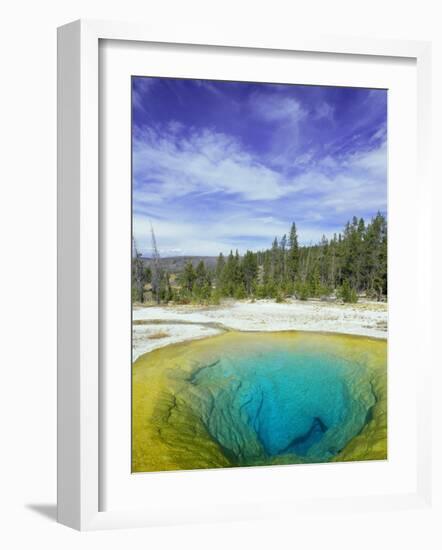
left=150, top=223, right=162, bottom=304
left=132, top=236, right=144, bottom=302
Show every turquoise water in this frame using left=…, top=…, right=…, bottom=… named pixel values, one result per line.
left=188, top=348, right=376, bottom=464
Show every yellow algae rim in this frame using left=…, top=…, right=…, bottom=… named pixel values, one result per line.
left=132, top=330, right=387, bottom=473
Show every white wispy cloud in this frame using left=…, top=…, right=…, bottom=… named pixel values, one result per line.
left=346, top=140, right=387, bottom=178
left=133, top=127, right=293, bottom=201
left=249, top=93, right=306, bottom=125
left=315, top=102, right=334, bottom=121
left=132, top=78, right=156, bottom=112
left=133, top=124, right=387, bottom=255
left=291, top=142, right=387, bottom=215
left=133, top=210, right=291, bottom=257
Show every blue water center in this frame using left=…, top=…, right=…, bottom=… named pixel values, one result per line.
left=189, top=347, right=375, bottom=464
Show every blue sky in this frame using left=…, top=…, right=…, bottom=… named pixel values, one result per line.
left=132, top=77, right=387, bottom=257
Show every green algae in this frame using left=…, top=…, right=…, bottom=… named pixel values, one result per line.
left=132, top=331, right=387, bottom=472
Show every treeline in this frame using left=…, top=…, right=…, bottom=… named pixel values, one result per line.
left=132, top=213, right=387, bottom=305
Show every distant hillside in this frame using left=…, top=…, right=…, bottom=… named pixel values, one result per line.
left=141, top=255, right=218, bottom=274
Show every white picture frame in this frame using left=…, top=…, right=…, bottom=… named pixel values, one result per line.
left=57, top=19, right=433, bottom=531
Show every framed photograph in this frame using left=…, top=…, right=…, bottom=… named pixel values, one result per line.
left=57, top=19, right=432, bottom=530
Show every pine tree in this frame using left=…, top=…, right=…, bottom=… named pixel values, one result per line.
left=339, top=279, right=358, bottom=303
left=242, top=250, right=258, bottom=295
left=193, top=260, right=211, bottom=301
left=234, top=250, right=244, bottom=288
left=271, top=237, right=281, bottom=284
left=195, top=260, right=207, bottom=289
left=222, top=251, right=236, bottom=296
left=328, top=234, right=337, bottom=288
left=319, top=235, right=329, bottom=287
left=215, top=253, right=225, bottom=286
left=308, top=263, right=322, bottom=297
left=280, top=234, right=287, bottom=282
left=182, top=261, right=196, bottom=293
left=287, top=222, right=299, bottom=285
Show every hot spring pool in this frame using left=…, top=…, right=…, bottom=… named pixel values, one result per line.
left=132, top=331, right=387, bottom=472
